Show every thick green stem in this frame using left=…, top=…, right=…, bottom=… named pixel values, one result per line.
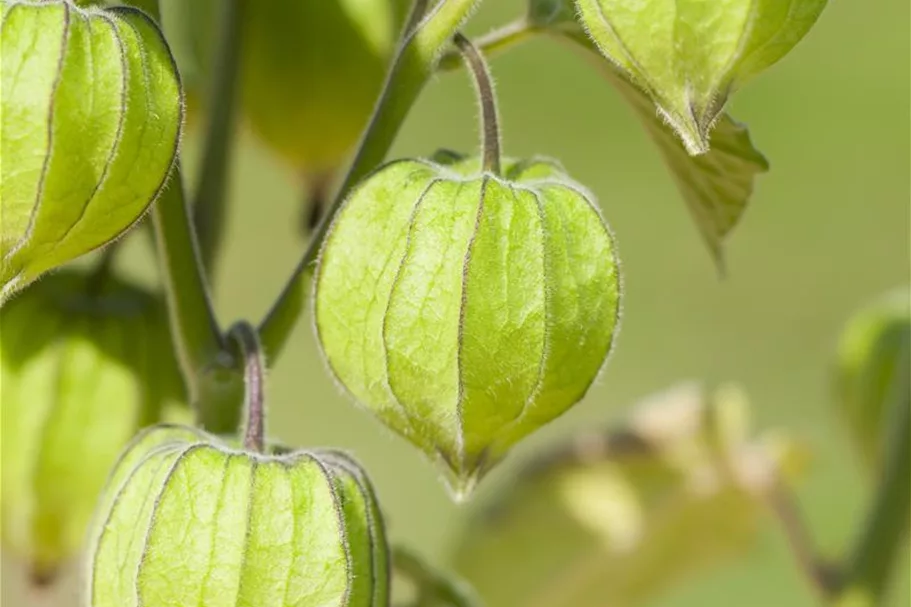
left=257, top=0, right=480, bottom=362
left=192, top=0, right=246, bottom=279
left=136, top=0, right=244, bottom=436
left=151, top=164, right=225, bottom=403
left=837, top=340, right=910, bottom=605
left=393, top=545, right=483, bottom=607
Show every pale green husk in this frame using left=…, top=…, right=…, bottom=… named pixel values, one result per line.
left=0, top=1, right=182, bottom=303
left=575, top=0, right=827, bottom=154
left=240, top=0, right=409, bottom=171
left=0, top=270, right=184, bottom=581
left=87, top=425, right=390, bottom=607
left=315, top=156, right=622, bottom=497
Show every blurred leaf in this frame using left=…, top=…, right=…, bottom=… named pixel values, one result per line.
left=833, top=288, right=911, bottom=472
left=551, top=21, right=769, bottom=268
left=450, top=383, right=800, bottom=607
left=392, top=545, right=484, bottom=607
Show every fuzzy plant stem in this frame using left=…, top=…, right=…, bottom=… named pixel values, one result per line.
left=452, top=32, right=501, bottom=175
left=230, top=321, right=267, bottom=453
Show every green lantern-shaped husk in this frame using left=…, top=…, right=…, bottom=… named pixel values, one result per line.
left=574, top=0, right=827, bottom=153
left=315, top=35, right=621, bottom=499
left=0, top=0, right=182, bottom=303
left=240, top=0, right=409, bottom=174
left=0, top=269, right=186, bottom=584
left=87, top=423, right=390, bottom=606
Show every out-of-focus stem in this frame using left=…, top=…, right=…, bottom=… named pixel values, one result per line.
left=192, top=0, right=247, bottom=279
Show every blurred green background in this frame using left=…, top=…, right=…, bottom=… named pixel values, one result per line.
left=2, top=0, right=908, bottom=605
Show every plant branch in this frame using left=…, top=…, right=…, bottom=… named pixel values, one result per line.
left=151, top=163, right=225, bottom=403
left=192, top=0, right=246, bottom=279
left=837, top=340, right=910, bottom=605
left=132, top=0, right=243, bottom=437
left=453, top=32, right=501, bottom=175
left=767, top=485, right=841, bottom=599
left=393, top=545, right=483, bottom=607
left=257, top=0, right=480, bottom=362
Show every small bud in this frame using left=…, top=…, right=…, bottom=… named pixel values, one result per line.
left=834, top=288, right=910, bottom=471
left=240, top=0, right=408, bottom=172
left=0, top=270, right=185, bottom=583
left=574, top=0, right=827, bottom=153
left=87, top=425, right=390, bottom=607
left=315, top=154, right=622, bottom=497
left=0, top=1, right=182, bottom=302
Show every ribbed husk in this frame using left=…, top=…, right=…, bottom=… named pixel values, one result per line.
left=87, top=425, right=390, bottom=607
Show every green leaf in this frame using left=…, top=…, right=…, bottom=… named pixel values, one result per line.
left=834, top=288, right=911, bottom=472
left=0, top=1, right=182, bottom=303
left=88, top=426, right=390, bottom=606
left=558, top=27, right=769, bottom=267
left=450, top=383, right=800, bottom=607
left=314, top=157, right=621, bottom=498
left=574, top=0, right=827, bottom=153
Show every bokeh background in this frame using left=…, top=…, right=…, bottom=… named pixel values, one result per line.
left=2, top=0, right=908, bottom=605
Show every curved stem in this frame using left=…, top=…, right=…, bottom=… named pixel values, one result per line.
left=453, top=32, right=501, bottom=175
left=438, top=19, right=541, bottom=71
left=257, top=0, right=480, bottom=362
left=393, top=545, right=483, bottom=607
left=230, top=321, right=266, bottom=453
left=768, top=485, right=840, bottom=598
left=837, top=340, right=910, bottom=605
left=192, top=0, right=246, bottom=279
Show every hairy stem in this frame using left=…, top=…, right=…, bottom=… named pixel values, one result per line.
left=192, top=0, right=246, bottom=279
left=257, top=0, right=480, bottom=362
left=837, top=339, right=910, bottom=605
left=230, top=321, right=266, bottom=453
left=453, top=32, right=501, bottom=175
